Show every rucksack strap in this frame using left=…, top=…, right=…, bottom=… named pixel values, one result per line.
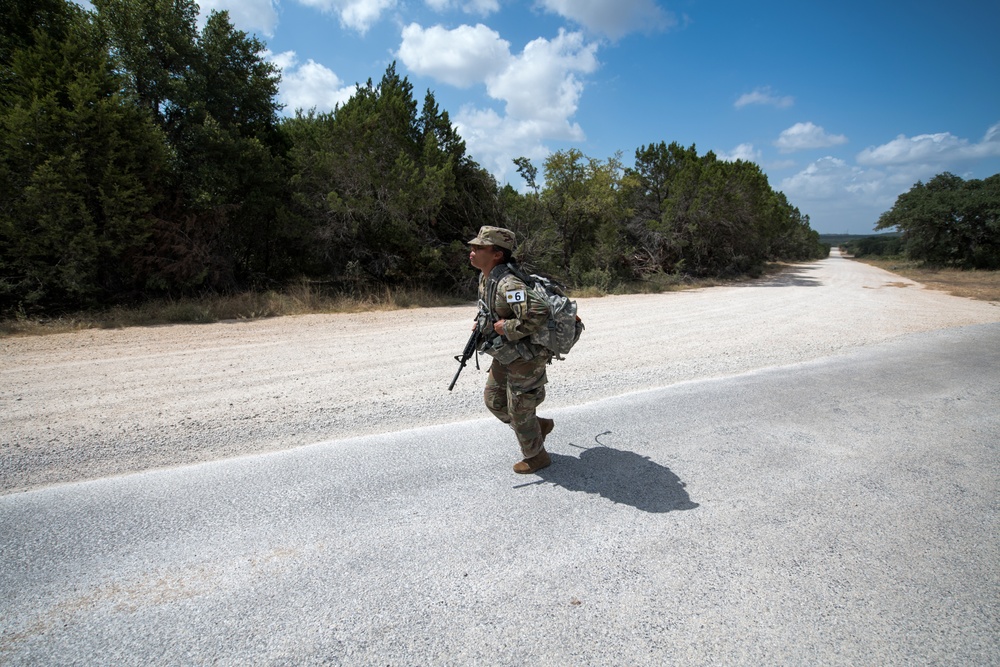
left=503, top=262, right=533, bottom=287
left=483, top=263, right=512, bottom=320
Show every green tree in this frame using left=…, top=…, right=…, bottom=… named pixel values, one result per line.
left=419, top=90, right=505, bottom=289
left=513, top=156, right=539, bottom=194
left=622, top=142, right=700, bottom=276
left=1, top=0, right=73, bottom=92
left=538, top=149, right=628, bottom=284
left=501, top=160, right=549, bottom=274
left=284, top=64, right=490, bottom=291
left=0, top=2, right=168, bottom=312
left=679, top=155, right=767, bottom=276
left=285, top=65, right=429, bottom=285
left=761, top=190, right=824, bottom=261
left=94, top=1, right=287, bottom=290
left=163, top=10, right=286, bottom=287
left=622, top=142, right=825, bottom=279
left=91, top=0, right=198, bottom=128
left=877, top=172, right=1000, bottom=269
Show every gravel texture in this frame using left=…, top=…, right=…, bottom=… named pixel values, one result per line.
left=2, top=250, right=999, bottom=666
left=2, top=249, right=998, bottom=494
left=1, top=321, right=997, bottom=666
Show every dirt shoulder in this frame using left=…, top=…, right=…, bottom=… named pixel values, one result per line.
left=849, top=256, right=1000, bottom=302
left=2, top=250, right=998, bottom=494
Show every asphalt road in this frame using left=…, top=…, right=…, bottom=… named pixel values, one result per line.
left=2, top=322, right=997, bottom=666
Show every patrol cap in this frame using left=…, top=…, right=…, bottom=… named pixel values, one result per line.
left=467, top=225, right=515, bottom=251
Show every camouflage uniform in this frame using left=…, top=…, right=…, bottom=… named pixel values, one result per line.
left=478, top=268, right=552, bottom=459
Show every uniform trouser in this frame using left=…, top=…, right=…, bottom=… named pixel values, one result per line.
left=484, top=354, right=549, bottom=459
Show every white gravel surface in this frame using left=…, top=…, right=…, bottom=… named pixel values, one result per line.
left=1, top=250, right=998, bottom=666
left=1, top=320, right=997, bottom=666
left=1, top=250, right=998, bottom=494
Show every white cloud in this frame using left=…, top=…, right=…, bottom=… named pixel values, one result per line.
left=268, top=50, right=299, bottom=71
left=779, top=154, right=971, bottom=232
left=453, top=107, right=551, bottom=176
left=270, top=51, right=358, bottom=113
left=717, top=143, right=761, bottom=163
left=772, top=123, right=1000, bottom=233
left=782, top=157, right=868, bottom=200
left=779, top=157, right=895, bottom=231
left=735, top=86, right=794, bottom=110
left=402, top=26, right=599, bottom=183
left=775, top=122, right=848, bottom=152
left=295, top=0, right=396, bottom=34
left=856, top=122, right=1000, bottom=166
left=486, top=30, right=599, bottom=128
left=538, top=0, right=676, bottom=39
left=197, top=0, right=279, bottom=35
left=398, top=24, right=510, bottom=87
left=424, top=0, right=500, bottom=14
left=465, top=0, right=500, bottom=13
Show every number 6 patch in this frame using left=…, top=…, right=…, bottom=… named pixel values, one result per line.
left=505, top=289, right=526, bottom=304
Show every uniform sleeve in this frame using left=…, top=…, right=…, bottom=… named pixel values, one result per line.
left=494, top=275, right=548, bottom=341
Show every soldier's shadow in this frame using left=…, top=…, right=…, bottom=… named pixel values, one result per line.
left=517, top=431, right=699, bottom=513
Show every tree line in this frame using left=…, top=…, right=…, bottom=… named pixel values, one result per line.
left=867, top=172, right=1000, bottom=269
left=1, top=0, right=828, bottom=317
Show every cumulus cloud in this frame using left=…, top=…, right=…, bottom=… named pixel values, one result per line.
left=453, top=107, right=552, bottom=175
left=856, top=122, right=1000, bottom=165
left=775, top=122, right=848, bottom=152
left=781, top=157, right=868, bottom=199
left=424, top=0, right=500, bottom=14
left=401, top=25, right=599, bottom=182
left=778, top=157, right=898, bottom=230
left=295, top=0, right=396, bottom=34
left=486, top=30, right=599, bottom=127
left=399, top=24, right=510, bottom=87
left=735, top=86, right=794, bottom=109
left=774, top=122, right=1000, bottom=232
left=779, top=154, right=960, bottom=231
left=717, top=143, right=761, bottom=163
left=538, top=0, right=676, bottom=39
left=270, top=51, right=358, bottom=113
left=196, top=0, right=279, bottom=35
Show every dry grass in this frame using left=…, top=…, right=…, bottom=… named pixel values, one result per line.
left=853, top=257, right=1000, bottom=302
left=0, top=283, right=467, bottom=337
left=0, top=261, right=874, bottom=338
left=573, top=271, right=694, bottom=298
left=0, top=271, right=734, bottom=337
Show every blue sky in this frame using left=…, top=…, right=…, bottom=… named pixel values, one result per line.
left=100, top=0, right=1000, bottom=234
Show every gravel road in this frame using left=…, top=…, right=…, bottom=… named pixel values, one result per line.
left=2, top=250, right=999, bottom=665
left=2, top=249, right=998, bottom=494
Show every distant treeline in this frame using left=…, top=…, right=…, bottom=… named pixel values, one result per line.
left=864, top=173, right=999, bottom=269
left=1, top=0, right=827, bottom=316
left=840, top=234, right=904, bottom=259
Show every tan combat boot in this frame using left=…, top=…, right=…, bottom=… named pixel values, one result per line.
left=538, top=417, right=554, bottom=441
left=512, top=417, right=554, bottom=473
left=513, top=449, right=551, bottom=474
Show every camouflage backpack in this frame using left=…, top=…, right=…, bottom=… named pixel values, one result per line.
left=504, top=264, right=584, bottom=359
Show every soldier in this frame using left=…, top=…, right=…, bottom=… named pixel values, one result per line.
left=468, top=226, right=555, bottom=473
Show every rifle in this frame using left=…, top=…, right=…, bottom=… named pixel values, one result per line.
left=448, top=326, right=481, bottom=391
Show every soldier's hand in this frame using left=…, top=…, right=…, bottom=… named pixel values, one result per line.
left=493, top=319, right=506, bottom=336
